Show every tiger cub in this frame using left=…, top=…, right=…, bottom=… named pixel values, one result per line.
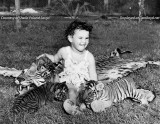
left=15, top=56, right=63, bottom=96
left=11, top=82, right=68, bottom=115
left=79, top=77, right=155, bottom=112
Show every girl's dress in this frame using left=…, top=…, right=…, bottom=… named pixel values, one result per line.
left=59, top=46, right=90, bottom=90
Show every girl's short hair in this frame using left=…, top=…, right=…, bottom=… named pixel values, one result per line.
left=65, top=20, right=93, bottom=38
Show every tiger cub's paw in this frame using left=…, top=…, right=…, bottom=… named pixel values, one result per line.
left=80, top=103, right=86, bottom=111
left=63, top=99, right=82, bottom=115
left=136, top=89, right=155, bottom=105
left=91, top=100, right=112, bottom=112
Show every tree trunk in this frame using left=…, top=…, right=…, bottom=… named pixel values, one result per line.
left=15, top=0, right=21, bottom=31
left=138, top=0, right=145, bottom=23
left=48, top=0, right=51, bottom=7
left=104, top=0, right=109, bottom=12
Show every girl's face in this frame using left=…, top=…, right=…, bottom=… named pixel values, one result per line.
left=68, top=29, right=89, bottom=53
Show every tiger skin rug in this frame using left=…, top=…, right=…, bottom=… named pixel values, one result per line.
left=96, top=58, right=160, bottom=83
left=0, top=57, right=159, bottom=85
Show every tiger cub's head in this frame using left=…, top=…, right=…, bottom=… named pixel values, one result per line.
left=49, top=82, right=69, bottom=102
left=36, top=56, right=63, bottom=81
left=37, top=56, right=63, bottom=73
left=78, top=80, right=104, bottom=108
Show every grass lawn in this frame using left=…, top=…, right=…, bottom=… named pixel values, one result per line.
left=0, top=17, right=160, bottom=124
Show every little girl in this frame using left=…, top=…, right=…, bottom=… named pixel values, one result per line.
left=37, top=20, right=97, bottom=114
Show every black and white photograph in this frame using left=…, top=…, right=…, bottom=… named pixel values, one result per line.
left=0, top=0, right=160, bottom=123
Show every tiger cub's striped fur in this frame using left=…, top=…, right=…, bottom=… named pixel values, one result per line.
left=15, top=56, right=63, bottom=96
left=80, top=77, right=155, bottom=112
left=11, top=82, right=68, bottom=115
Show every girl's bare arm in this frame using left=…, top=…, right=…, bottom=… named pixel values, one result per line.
left=37, top=47, right=64, bottom=63
left=88, top=52, right=98, bottom=81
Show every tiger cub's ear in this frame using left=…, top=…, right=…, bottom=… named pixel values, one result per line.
left=96, top=82, right=104, bottom=91
left=27, top=63, right=37, bottom=75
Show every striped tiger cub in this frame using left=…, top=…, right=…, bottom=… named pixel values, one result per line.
left=80, top=77, right=155, bottom=112
left=36, top=55, right=63, bottom=78
left=15, top=56, right=63, bottom=96
left=11, top=82, right=68, bottom=115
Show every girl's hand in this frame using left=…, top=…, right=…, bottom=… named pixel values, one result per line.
left=36, top=53, right=47, bottom=59
left=36, top=53, right=55, bottom=63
